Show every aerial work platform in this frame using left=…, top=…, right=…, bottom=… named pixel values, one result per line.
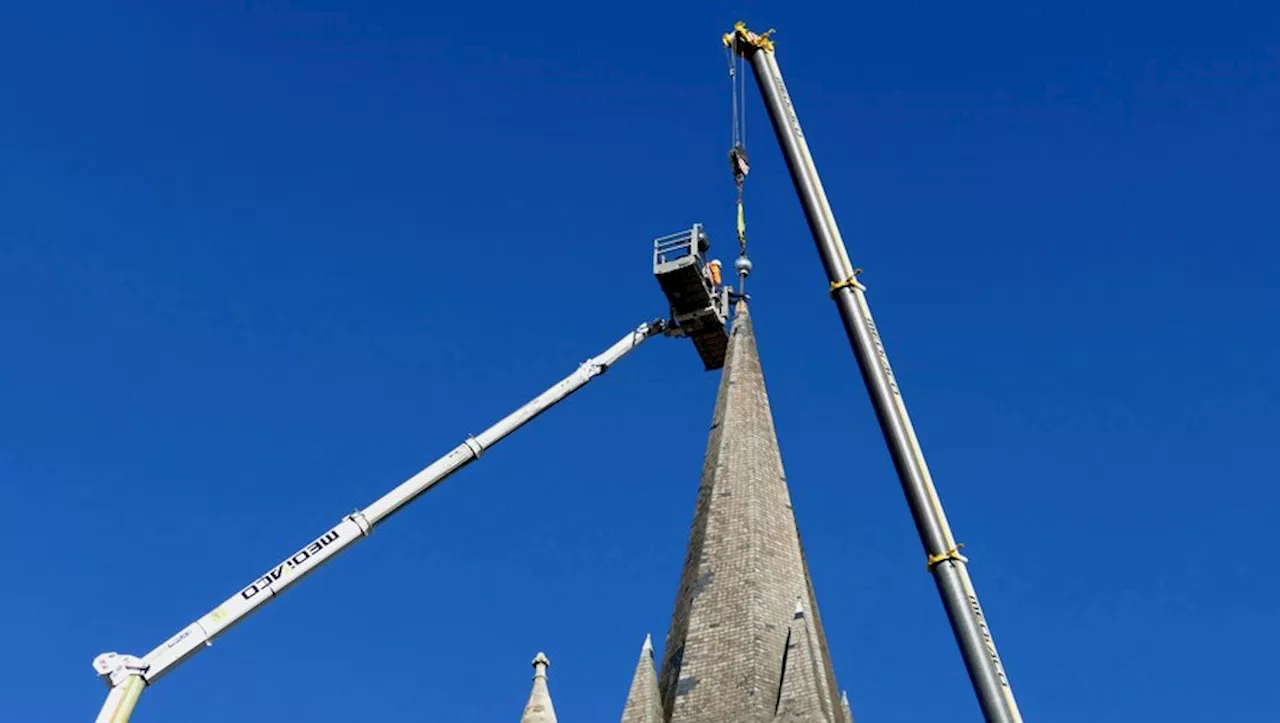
left=654, top=224, right=730, bottom=370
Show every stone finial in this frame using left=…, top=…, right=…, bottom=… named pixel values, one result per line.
left=532, top=652, right=550, bottom=677
left=621, top=635, right=664, bottom=723
left=841, top=691, right=855, bottom=723
left=521, top=652, right=557, bottom=723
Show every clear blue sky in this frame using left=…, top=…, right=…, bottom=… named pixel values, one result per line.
left=2, top=2, right=1277, bottom=721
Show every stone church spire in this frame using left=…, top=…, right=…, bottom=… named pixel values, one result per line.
left=656, top=301, right=847, bottom=723
left=620, top=634, right=664, bottom=723
left=520, top=652, right=557, bottom=723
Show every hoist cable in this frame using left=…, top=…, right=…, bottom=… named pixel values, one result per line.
left=726, top=46, right=739, bottom=149
left=726, top=34, right=751, bottom=291
left=733, top=41, right=748, bottom=255
left=739, top=50, right=747, bottom=150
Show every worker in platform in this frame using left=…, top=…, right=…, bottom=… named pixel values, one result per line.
left=707, top=258, right=723, bottom=287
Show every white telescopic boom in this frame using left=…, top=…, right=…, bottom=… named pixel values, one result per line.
left=93, top=318, right=668, bottom=723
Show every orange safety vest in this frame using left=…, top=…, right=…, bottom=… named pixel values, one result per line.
left=708, top=260, right=722, bottom=285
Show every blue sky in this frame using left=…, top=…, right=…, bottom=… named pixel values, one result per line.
left=2, top=2, right=1277, bottom=721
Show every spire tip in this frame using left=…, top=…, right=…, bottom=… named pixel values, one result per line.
left=531, top=651, right=550, bottom=675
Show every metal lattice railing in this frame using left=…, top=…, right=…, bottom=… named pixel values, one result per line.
left=653, top=224, right=708, bottom=268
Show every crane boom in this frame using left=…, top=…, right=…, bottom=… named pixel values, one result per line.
left=724, top=23, right=1023, bottom=723
left=93, top=318, right=669, bottom=723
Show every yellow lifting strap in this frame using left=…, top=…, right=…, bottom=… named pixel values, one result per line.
left=736, top=198, right=747, bottom=247
left=927, top=543, right=968, bottom=570
left=829, top=269, right=865, bottom=298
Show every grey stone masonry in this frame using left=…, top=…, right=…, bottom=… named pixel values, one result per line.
left=656, top=301, right=847, bottom=723
left=620, top=635, right=665, bottom=723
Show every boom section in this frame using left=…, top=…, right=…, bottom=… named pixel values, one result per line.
left=93, top=318, right=667, bottom=723
left=724, top=22, right=1023, bottom=723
